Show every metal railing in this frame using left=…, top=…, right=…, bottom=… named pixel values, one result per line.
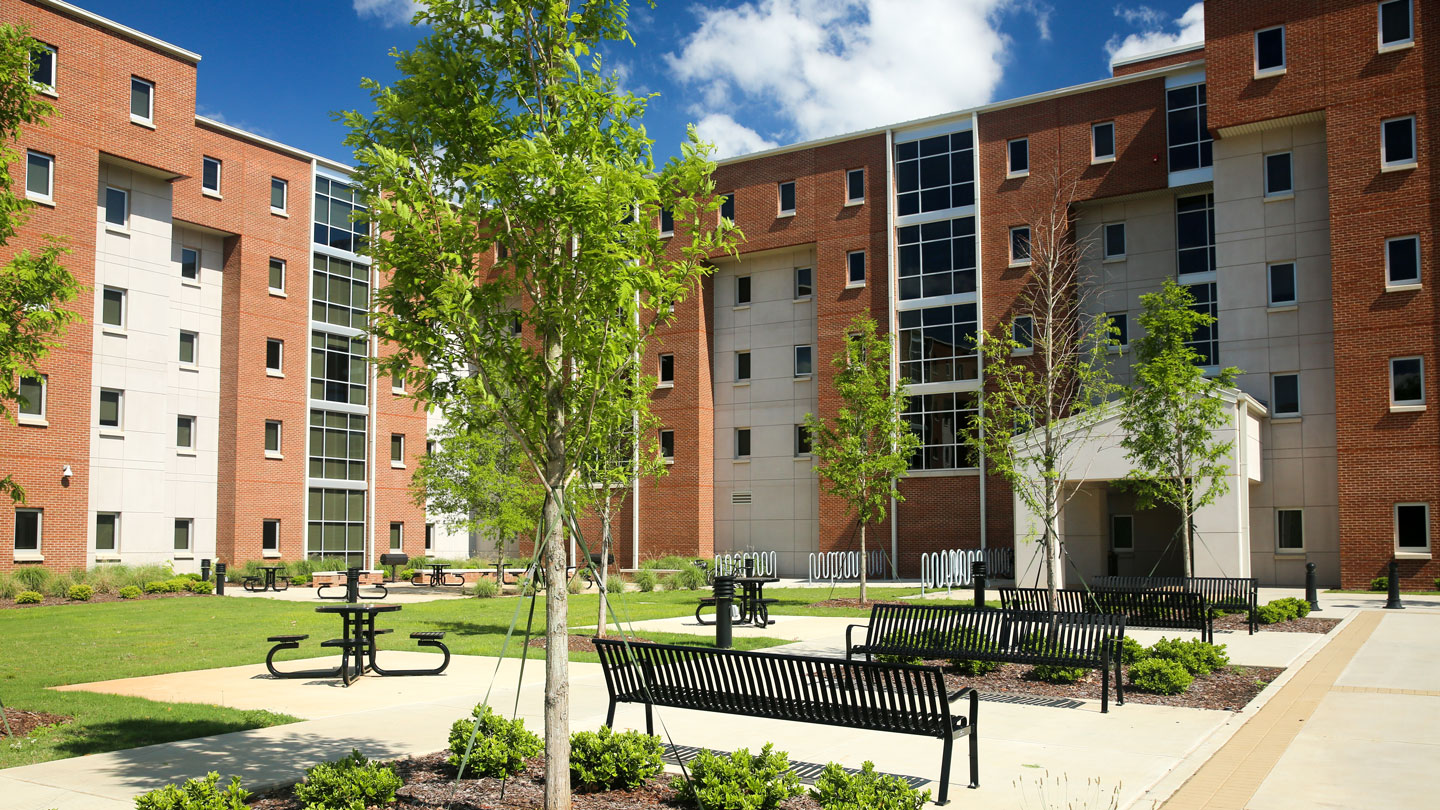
left=807, top=550, right=886, bottom=582
left=712, top=551, right=779, bottom=578
left=920, top=548, right=1015, bottom=594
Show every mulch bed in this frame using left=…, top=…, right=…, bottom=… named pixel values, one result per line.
left=1, top=590, right=213, bottom=610
left=527, top=635, right=659, bottom=653
left=932, top=660, right=1283, bottom=712
left=1214, top=613, right=1342, bottom=634
left=1, top=708, right=72, bottom=737
left=807, top=598, right=908, bottom=610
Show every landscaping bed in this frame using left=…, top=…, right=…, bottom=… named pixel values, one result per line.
left=1, top=708, right=72, bottom=737
left=937, top=661, right=1283, bottom=712
left=527, top=634, right=659, bottom=653
left=1214, top=613, right=1340, bottom=634
left=805, top=598, right=907, bottom=610
left=0, top=590, right=213, bottom=610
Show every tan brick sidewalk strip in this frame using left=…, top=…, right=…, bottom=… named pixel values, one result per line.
left=1160, top=611, right=1383, bottom=810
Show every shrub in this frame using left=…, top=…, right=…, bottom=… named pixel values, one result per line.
left=447, top=704, right=542, bottom=778
left=14, top=590, right=42, bottom=604
left=144, top=580, right=175, bottom=594
left=673, top=745, right=803, bottom=810
left=44, top=573, right=74, bottom=598
left=567, top=575, right=586, bottom=595
left=1109, top=636, right=1147, bottom=665
left=1434, top=577, right=1440, bottom=591
left=473, top=578, right=500, bottom=598
left=569, top=726, right=664, bottom=791
left=292, top=749, right=402, bottom=810
left=397, top=568, right=415, bottom=581
left=810, top=760, right=931, bottom=810
left=1257, top=597, right=1309, bottom=625
left=1019, top=633, right=1091, bottom=683
left=1147, top=638, right=1229, bottom=676
left=185, top=579, right=215, bottom=594
left=662, top=564, right=707, bottom=591
left=873, top=630, right=931, bottom=666
left=67, top=584, right=95, bottom=601
left=946, top=629, right=1000, bottom=675
left=641, top=554, right=700, bottom=571
left=134, top=772, right=249, bottom=810
left=119, top=585, right=143, bottom=599
left=1274, top=597, right=1311, bottom=618
left=1369, top=576, right=1388, bottom=592
left=0, top=571, right=18, bottom=600
left=13, top=565, right=51, bottom=591
left=1129, top=658, right=1194, bottom=695
left=633, top=569, right=658, bottom=593
left=606, top=574, right=625, bottom=594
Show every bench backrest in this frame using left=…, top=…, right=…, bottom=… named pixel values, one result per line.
left=592, top=638, right=953, bottom=736
left=998, top=587, right=1205, bottom=629
left=863, top=604, right=1123, bottom=665
left=1090, top=575, right=1256, bottom=614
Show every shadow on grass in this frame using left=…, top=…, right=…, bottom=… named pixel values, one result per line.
left=52, top=710, right=293, bottom=759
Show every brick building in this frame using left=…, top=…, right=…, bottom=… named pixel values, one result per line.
left=2, top=0, right=1435, bottom=590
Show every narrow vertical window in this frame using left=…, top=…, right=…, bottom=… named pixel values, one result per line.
left=1264, top=152, right=1293, bottom=197
left=846, top=168, right=865, bottom=204
left=1386, top=235, right=1421, bottom=287
left=658, top=353, right=675, bottom=386
left=101, top=287, right=126, bottom=328
left=1007, top=138, right=1029, bottom=176
left=1254, top=26, right=1286, bottom=76
left=1379, top=0, right=1413, bottom=49
left=794, top=425, right=811, bottom=456
left=178, top=331, right=198, bottom=365
left=1277, top=509, right=1304, bottom=551
left=1092, top=122, right=1116, bottom=162
left=794, top=345, right=813, bottom=377
left=270, top=177, right=288, bottom=212
left=17, top=375, right=45, bottom=418
left=174, top=518, right=192, bottom=552
left=390, top=433, right=405, bottom=465
left=264, top=420, right=282, bottom=455
left=176, top=415, right=195, bottom=449
left=105, top=187, right=128, bottom=227
left=720, top=193, right=735, bottom=222
left=266, top=339, right=283, bottom=373
left=659, top=429, right=675, bottom=460
left=1272, top=373, right=1300, bottom=416
left=1111, top=515, right=1134, bottom=552
left=847, top=251, right=866, bottom=286
left=794, top=267, right=813, bottom=299
left=736, top=351, right=751, bottom=382
left=659, top=207, right=674, bottom=236
left=1382, top=116, right=1417, bottom=168
left=389, top=522, right=403, bottom=550
left=425, top=523, right=434, bottom=551
left=1110, top=313, right=1129, bottom=347
left=99, top=389, right=123, bottom=429
left=735, top=428, right=751, bottom=459
left=1175, top=193, right=1216, bottom=276
left=736, top=275, right=751, bottom=306
left=180, top=247, right=199, bottom=281
left=1390, top=356, right=1425, bottom=406
left=31, top=44, right=55, bottom=92
left=262, top=519, right=280, bottom=552
left=1012, top=315, right=1034, bottom=351
left=201, top=156, right=221, bottom=195
left=1268, top=262, right=1297, bottom=306
left=269, top=257, right=286, bottom=292
left=25, top=151, right=52, bottom=201
left=778, top=181, right=795, bottom=215
left=1009, top=226, right=1031, bottom=265
left=130, top=77, right=153, bottom=123
left=95, top=512, right=117, bottom=552
left=1103, top=222, right=1126, bottom=259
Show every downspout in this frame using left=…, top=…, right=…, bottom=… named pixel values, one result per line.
left=367, top=261, right=379, bottom=570
left=972, top=113, right=988, bottom=551
left=885, top=127, right=899, bottom=580
left=632, top=287, right=641, bottom=569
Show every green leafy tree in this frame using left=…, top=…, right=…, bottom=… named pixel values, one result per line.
left=803, top=312, right=920, bottom=603
left=970, top=173, right=1119, bottom=601
left=1120, top=279, right=1240, bottom=577
left=0, top=25, right=77, bottom=503
left=341, top=3, right=736, bottom=807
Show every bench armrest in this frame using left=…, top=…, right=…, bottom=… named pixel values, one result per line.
left=946, top=686, right=978, bottom=703
left=844, top=623, right=868, bottom=660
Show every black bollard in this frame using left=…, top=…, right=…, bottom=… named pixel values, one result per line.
left=972, top=560, right=988, bottom=608
left=346, top=567, right=361, bottom=603
left=1305, top=561, right=1320, bottom=612
left=714, top=575, right=735, bottom=649
left=201, top=558, right=211, bottom=582
left=214, top=562, right=226, bottom=596
left=1385, top=559, right=1404, bottom=610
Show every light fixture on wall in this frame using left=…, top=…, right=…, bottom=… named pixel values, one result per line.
left=62, top=464, right=72, bottom=478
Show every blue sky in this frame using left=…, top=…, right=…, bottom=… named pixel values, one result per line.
left=74, top=1, right=1204, bottom=166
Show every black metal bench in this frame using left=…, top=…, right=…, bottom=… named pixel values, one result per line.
left=1091, top=576, right=1257, bottom=634
left=999, top=587, right=1213, bottom=643
left=844, top=604, right=1126, bottom=712
left=592, top=638, right=978, bottom=805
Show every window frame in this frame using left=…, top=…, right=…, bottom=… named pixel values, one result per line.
left=1390, top=355, right=1426, bottom=407
left=201, top=156, right=222, bottom=196
left=98, top=388, right=123, bottom=430
left=176, top=414, right=196, bottom=451
left=1264, top=151, right=1294, bottom=198
left=1253, top=25, right=1287, bottom=77
left=777, top=180, right=796, bottom=216
left=658, top=353, right=675, bottom=387
left=267, top=257, right=287, bottom=295
left=15, top=507, right=43, bottom=554
left=425, top=523, right=434, bottom=551
left=1012, top=315, right=1035, bottom=355
left=389, top=521, right=403, bottom=551
left=1394, top=502, right=1430, bottom=552
left=104, top=186, right=128, bottom=229
left=1175, top=193, right=1216, bottom=278
left=31, top=43, right=56, bottom=94
left=262, top=519, right=280, bottom=552
left=735, top=275, right=751, bottom=307
left=177, top=330, right=198, bottom=368
left=1381, top=116, right=1417, bottom=170
left=129, top=76, right=153, bottom=125
left=1268, top=261, right=1298, bottom=307
left=95, top=512, right=119, bottom=554
left=1109, top=313, right=1129, bottom=349
left=1272, top=372, right=1301, bottom=417
left=1378, top=0, right=1414, bottom=51
left=180, top=246, right=200, bottom=282
left=1385, top=235, right=1421, bottom=288
left=845, top=167, right=865, bottom=204
left=846, top=250, right=866, bottom=287
left=101, top=286, right=126, bottom=329
left=1111, top=514, right=1134, bottom=553
left=265, top=338, right=284, bottom=375
left=1091, top=121, right=1116, bottom=163
left=794, top=267, right=813, bottom=300
left=659, top=429, right=675, bottom=462
left=794, top=345, right=814, bottom=378
left=25, top=150, right=53, bottom=203
left=736, top=350, right=751, bottom=383
left=794, top=424, right=811, bottom=457
left=719, top=193, right=735, bottom=222
left=1103, top=222, right=1126, bottom=260
left=173, top=518, right=192, bottom=553
left=1009, top=226, right=1031, bottom=266
left=270, top=177, right=288, bottom=213
left=659, top=208, right=674, bottom=237
left=1165, top=82, right=1213, bottom=173
left=1007, top=137, right=1029, bottom=177
left=17, top=374, right=46, bottom=420
left=390, top=433, right=406, bottom=467
left=264, top=419, right=283, bottom=457
left=735, top=427, right=751, bottom=459
left=1276, top=508, right=1304, bottom=552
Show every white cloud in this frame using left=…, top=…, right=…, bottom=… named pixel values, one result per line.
left=353, top=0, right=420, bottom=27
left=667, top=0, right=1015, bottom=145
left=1105, top=3, right=1204, bottom=66
left=694, top=113, right=781, bottom=159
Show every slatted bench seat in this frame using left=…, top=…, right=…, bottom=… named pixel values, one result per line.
left=1091, top=576, right=1257, bottom=634
left=593, top=638, right=978, bottom=805
left=999, top=587, right=1212, bottom=643
left=845, top=604, right=1126, bottom=712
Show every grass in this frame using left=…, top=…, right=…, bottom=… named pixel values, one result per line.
left=1325, top=588, right=1440, bottom=596
left=0, top=583, right=928, bottom=767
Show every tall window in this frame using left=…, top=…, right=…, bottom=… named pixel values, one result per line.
left=15, top=508, right=42, bottom=553
left=425, top=523, right=434, bottom=551
left=736, top=275, right=751, bottom=306
left=307, top=487, right=365, bottom=563
left=736, top=351, right=751, bottom=382
left=1111, top=514, right=1134, bottom=552
left=1390, top=356, right=1425, bottom=406
left=176, top=415, right=195, bottom=450
left=389, top=522, right=403, bottom=551
left=1110, top=313, right=1129, bottom=346
left=25, top=151, right=52, bottom=202
left=1185, top=283, right=1219, bottom=366
left=312, top=254, right=370, bottom=328
left=1382, top=116, right=1417, bottom=169
left=1386, top=235, right=1420, bottom=287
left=1007, top=138, right=1029, bottom=176
left=898, top=304, right=978, bottom=383
left=270, top=177, right=288, bottom=212
left=1092, top=122, right=1116, bottom=162
left=390, top=433, right=405, bottom=466
left=1379, top=0, right=1413, bottom=49
left=263, top=519, right=280, bottom=552
left=30, top=44, right=55, bottom=92
left=794, top=425, right=811, bottom=456
left=659, top=208, right=674, bottom=236
left=1009, top=226, right=1031, bottom=265
left=1254, top=26, right=1286, bottom=76
left=1264, top=152, right=1293, bottom=197
left=846, top=168, right=865, bottom=204
left=1395, top=502, right=1429, bottom=551
left=130, top=77, right=153, bottom=123
left=1166, top=83, right=1212, bottom=172
left=904, top=392, right=979, bottom=471
left=99, top=388, right=123, bottom=429
left=659, top=429, right=674, bottom=460
left=1268, top=262, right=1297, bottom=306
left=897, top=217, right=976, bottom=300
left=1013, top=316, right=1034, bottom=351
left=1277, top=509, right=1303, bottom=550
left=794, top=267, right=813, bottom=299
left=265, top=419, right=282, bottom=455
left=1272, top=373, right=1300, bottom=417
left=794, top=345, right=813, bottom=377
left=778, top=181, right=795, bottom=215
left=659, top=353, right=675, bottom=386
left=1176, top=194, right=1216, bottom=276
left=174, top=518, right=192, bottom=552
left=266, top=338, right=284, bottom=373
left=269, top=258, right=286, bottom=293
left=18, top=375, right=45, bottom=418
left=309, top=331, right=368, bottom=405
left=202, top=156, right=221, bottom=194
left=735, top=428, right=751, bottom=459
left=847, top=250, right=866, bottom=286
left=719, top=193, right=735, bottom=222
left=95, top=512, right=118, bottom=552
left=309, top=410, right=367, bottom=480
left=101, top=287, right=126, bottom=327
left=1103, top=223, right=1126, bottom=259
left=894, top=130, right=974, bottom=216
left=180, top=247, right=199, bottom=281
left=314, top=177, right=370, bottom=252
left=104, top=187, right=128, bottom=227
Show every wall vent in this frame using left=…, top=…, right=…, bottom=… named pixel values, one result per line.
left=732, top=491, right=753, bottom=505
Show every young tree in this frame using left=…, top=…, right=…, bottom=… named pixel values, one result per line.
left=971, top=172, right=1120, bottom=602
left=803, top=312, right=920, bottom=604
left=1120, top=279, right=1240, bottom=578
left=342, top=3, right=736, bottom=807
left=0, top=25, right=78, bottom=503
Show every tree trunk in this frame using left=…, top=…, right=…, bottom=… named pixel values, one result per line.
left=1181, top=487, right=1194, bottom=579
left=1045, top=478, right=1061, bottom=606
left=542, top=475, right=570, bottom=810
left=858, top=522, right=867, bottom=604
left=596, top=502, right=611, bottom=638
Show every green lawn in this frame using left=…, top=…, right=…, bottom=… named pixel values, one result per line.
left=0, top=584, right=926, bottom=768
left=1325, top=588, right=1440, bottom=596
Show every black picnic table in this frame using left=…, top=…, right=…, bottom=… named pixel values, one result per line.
left=264, top=603, right=450, bottom=686
left=245, top=565, right=289, bottom=593
left=422, top=562, right=465, bottom=588
left=735, top=576, right=779, bottom=626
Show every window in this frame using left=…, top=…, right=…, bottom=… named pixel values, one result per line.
left=794, top=267, right=813, bottom=299
left=391, top=371, right=405, bottom=394
left=270, top=177, right=288, bottom=212
left=312, top=254, right=370, bottom=329
left=174, top=518, right=192, bottom=552
left=1176, top=194, right=1216, bottom=276
left=266, top=339, right=284, bottom=374
left=895, top=130, right=974, bottom=216
left=180, top=247, right=199, bottom=281
left=265, top=420, right=282, bottom=455
left=720, top=193, right=734, bottom=222
left=1264, top=152, right=1293, bottom=197
left=1391, top=356, right=1425, bottom=406
left=104, top=186, right=128, bottom=227
left=794, top=345, right=813, bottom=377
left=897, top=217, right=976, bottom=300
left=130, top=77, right=153, bottom=123
left=1111, top=514, right=1134, bottom=552
left=658, top=353, right=674, bottom=385
left=1092, top=122, right=1116, bottom=162
left=390, top=522, right=403, bottom=551
left=1268, top=262, right=1297, bottom=306
left=735, top=428, right=751, bottom=458
left=1277, top=509, right=1304, bottom=551
left=1379, top=0, right=1414, bottom=49
left=18, top=375, right=45, bottom=418
left=898, top=304, right=978, bottom=383
left=310, top=331, right=369, bottom=405
left=176, top=415, right=195, bottom=449
left=736, top=351, right=751, bottom=382
left=309, top=410, right=367, bottom=480
left=659, top=207, right=674, bottom=236
left=1013, top=315, right=1034, bottom=351
left=736, top=275, right=751, bottom=306
left=1007, top=138, right=1029, bottom=176
left=846, top=168, right=865, bottom=203
left=1103, top=223, right=1126, bottom=259
left=847, top=250, right=866, bottom=286
left=1254, top=26, right=1286, bottom=75
left=263, top=519, right=280, bottom=552
left=425, top=523, right=434, bottom=551
left=95, top=512, right=117, bottom=552
left=777, top=181, right=795, bottom=215
left=1272, top=373, right=1300, bottom=416
left=101, top=287, right=125, bottom=328
left=307, top=487, right=365, bottom=564
left=795, top=425, right=811, bottom=456
left=173, top=333, right=198, bottom=369
left=904, top=392, right=979, bottom=470
left=426, top=440, right=436, bottom=456
left=1387, top=235, right=1420, bottom=286
left=1166, top=83, right=1212, bottom=172
left=313, top=177, right=369, bottom=252
left=25, top=151, right=52, bottom=201
left=1395, top=502, right=1429, bottom=551
left=1382, top=116, right=1416, bottom=168
left=202, top=156, right=221, bottom=195
left=1009, top=226, right=1031, bottom=265
left=15, top=508, right=42, bottom=553
left=1110, top=313, right=1129, bottom=346
left=99, top=388, right=122, bottom=429
left=387, top=434, right=404, bottom=468
left=31, top=44, right=55, bottom=92
left=1185, top=282, right=1219, bottom=366
left=659, top=429, right=674, bottom=460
